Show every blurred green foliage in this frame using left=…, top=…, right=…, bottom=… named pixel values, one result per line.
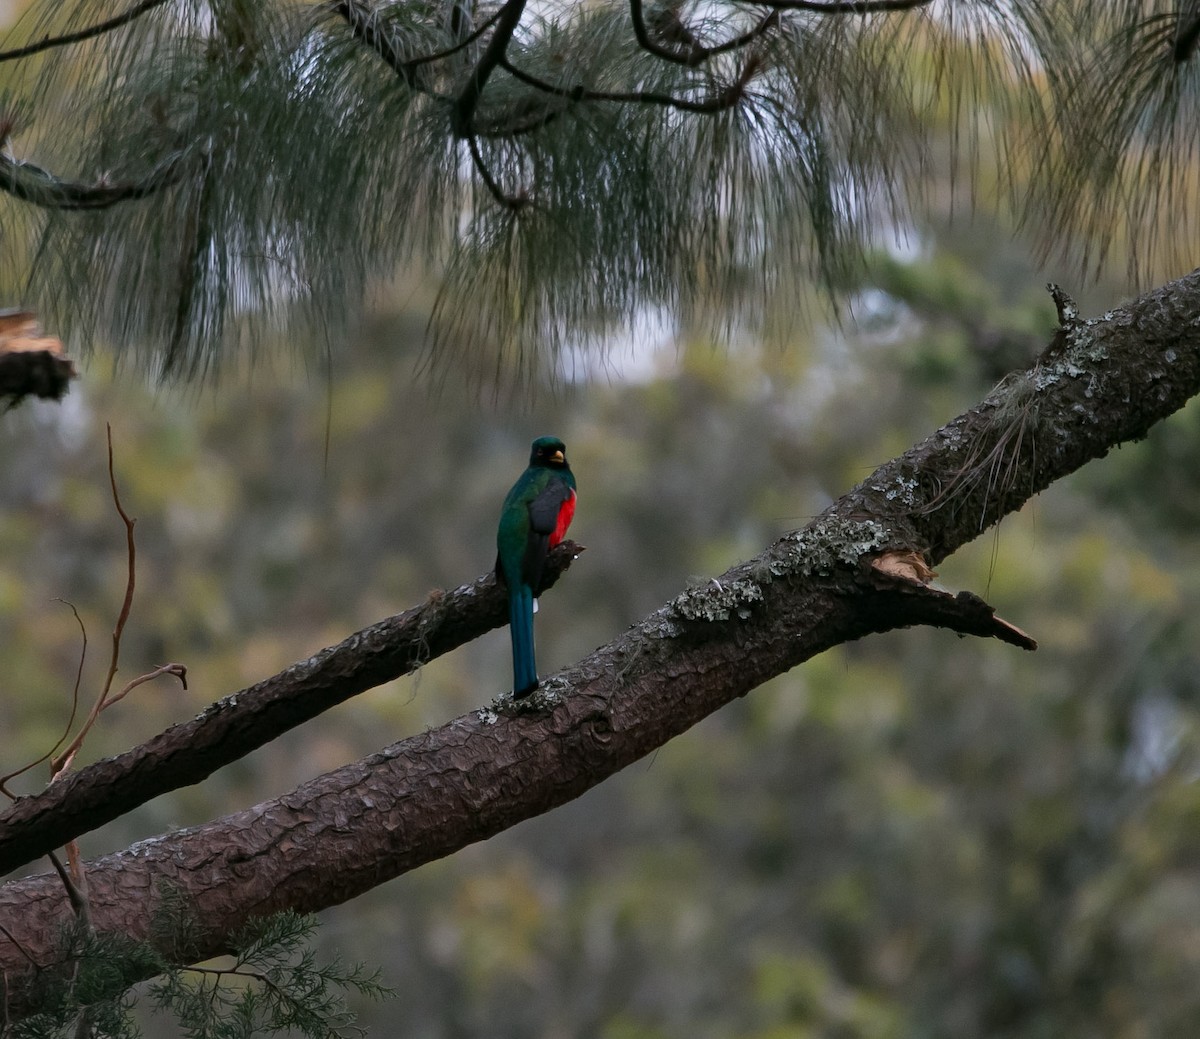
left=4, top=229, right=1200, bottom=1038
left=3, top=5, right=1200, bottom=1038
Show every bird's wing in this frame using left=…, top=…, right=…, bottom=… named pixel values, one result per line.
left=522, top=478, right=574, bottom=590
left=527, top=478, right=573, bottom=534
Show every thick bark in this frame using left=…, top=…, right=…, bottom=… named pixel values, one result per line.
left=1, top=269, right=1198, bottom=1018
left=0, top=544, right=582, bottom=876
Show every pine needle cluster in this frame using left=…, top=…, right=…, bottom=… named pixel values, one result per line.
left=9, top=909, right=391, bottom=1039
left=0, top=0, right=1195, bottom=375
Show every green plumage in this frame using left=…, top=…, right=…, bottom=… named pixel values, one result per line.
left=497, top=436, right=577, bottom=698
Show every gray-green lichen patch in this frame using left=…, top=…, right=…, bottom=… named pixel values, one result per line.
left=1003, top=325, right=1109, bottom=415
left=673, top=577, right=764, bottom=622
left=491, top=678, right=567, bottom=715
left=765, top=517, right=890, bottom=579
left=196, top=692, right=239, bottom=722
left=936, top=421, right=969, bottom=452
left=868, top=471, right=919, bottom=506
left=641, top=606, right=684, bottom=640
left=668, top=518, right=894, bottom=626
left=1062, top=319, right=1111, bottom=367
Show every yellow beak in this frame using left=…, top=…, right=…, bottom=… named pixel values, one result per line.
left=550, top=449, right=565, bottom=463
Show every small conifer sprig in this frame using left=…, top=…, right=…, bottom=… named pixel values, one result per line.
left=9, top=910, right=392, bottom=1039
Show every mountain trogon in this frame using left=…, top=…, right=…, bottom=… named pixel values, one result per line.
left=496, top=436, right=577, bottom=698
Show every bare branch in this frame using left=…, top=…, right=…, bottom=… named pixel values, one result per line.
left=629, top=0, right=706, bottom=66
left=466, top=135, right=530, bottom=209
left=3, top=270, right=1200, bottom=901
left=703, top=11, right=780, bottom=57
left=406, top=6, right=505, bottom=68
left=0, top=602, right=85, bottom=800
left=0, top=542, right=585, bottom=874
left=330, top=0, right=446, bottom=97
left=0, top=0, right=171, bottom=64
left=49, top=427, right=137, bottom=779
left=629, top=0, right=777, bottom=67
left=103, top=663, right=188, bottom=710
left=44, top=850, right=89, bottom=927
left=746, top=0, right=930, bottom=11
left=0, top=150, right=191, bottom=211
left=104, top=425, right=137, bottom=703
left=630, top=0, right=927, bottom=56
left=499, top=53, right=761, bottom=115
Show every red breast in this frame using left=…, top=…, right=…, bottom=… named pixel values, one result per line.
left=550, top=489, right=576, bottom=547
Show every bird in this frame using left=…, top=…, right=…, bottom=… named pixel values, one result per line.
left=496, top=435, right=577, bottom=698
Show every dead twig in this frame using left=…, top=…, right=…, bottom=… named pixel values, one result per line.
left=0, top=601, right=86, bottom=799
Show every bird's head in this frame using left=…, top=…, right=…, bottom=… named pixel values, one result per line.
left=529, top=435, right=569, bottom=468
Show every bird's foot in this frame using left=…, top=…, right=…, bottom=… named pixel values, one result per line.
left=492, top=678, right=565, bottom=715
left=513, top=679, right=539, bottom=700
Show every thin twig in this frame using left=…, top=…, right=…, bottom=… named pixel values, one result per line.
left=105, top=663, right=188, bottom=709
left=0, top=0, right=170, bottom=64
left=0, top=602, right=87, bottom=799
left=185, top=964, right=294, bottom=1005
left=46, top=850, right=90, bottom=923
left=628, top=2, right=776, bottom=65
left=49, top=427, right=138, bottom=777
left=64, top=842, right=92, bottom=930
left=629, top=0, right=706, bottom=66
left=104, top=424, right=136, bottom=706
left=499, top=55, right=755, bottom=114
left=331, top=0, right=446, bottom=97
left=474, top=84, right=571, bottom=136
left=406, top=6, right=505, bottom=67
left=52, top=839, right=96, bottom=1039
left=0, top=926, right=39, bottom=968
left=704, top=11, right=780, bottom=57
left=475, top=109, right=567, bottom=137
left=743, top=0, right=930, bottom=11
left=466, top=135, right=529, bottom=209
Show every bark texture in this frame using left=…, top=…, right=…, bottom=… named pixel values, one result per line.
left=1, top=269, right=1199, bottom=1018
left=0, top=544, right=582, bottom=875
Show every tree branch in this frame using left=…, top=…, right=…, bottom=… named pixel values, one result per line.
left=746, top=0, right=931, bottom=11
left=629, top=0, right=777, bottom=68
left=0, top=0, right=171, bottom=64
left=2, top=269, right=1199, bottom=1016
left=465, top=134, right=530, bottom=208
left=0, top=543, right=584, bottom=875
left=629, top=0, right=706, bottom=66
left=450, top=0, right=529, bottom=137
left=0, top=602, right=85, bottom=799
left=330, top=0, right=445, bottom=97
left=498, top=55, right=759, bottom=115
left=406, top=7, right=505, bottom=68
left=1174, top=9, right=1200, bottom=63
left=0, top=150, right=191, bottom=211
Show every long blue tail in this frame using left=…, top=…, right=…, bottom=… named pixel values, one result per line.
left=508, top=583, right=538, bottom=697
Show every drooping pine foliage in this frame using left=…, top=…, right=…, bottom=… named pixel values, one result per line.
left=0, top=0, right=1196, bottom=376
left=10, top=908, right=391, bottom=1039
